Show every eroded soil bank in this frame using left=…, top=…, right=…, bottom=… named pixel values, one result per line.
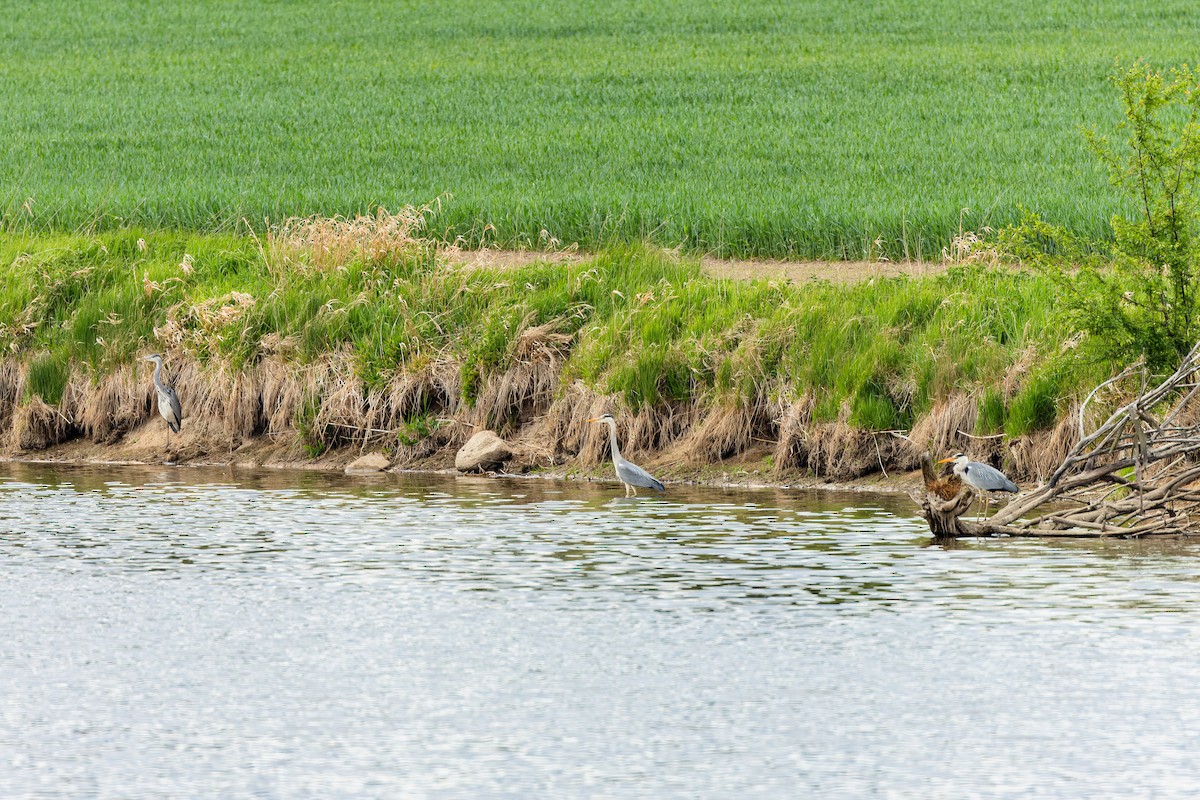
left=0, top=352, right=1076, bottom=493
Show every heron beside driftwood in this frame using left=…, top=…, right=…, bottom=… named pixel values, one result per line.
left=937, top=452, right=1018, bottom=519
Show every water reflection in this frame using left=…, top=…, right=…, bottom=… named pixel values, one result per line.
left=2, top=462, right=1200, bottom=616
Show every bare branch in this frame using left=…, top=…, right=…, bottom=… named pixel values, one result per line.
left=917, top=338, right=1200, bottom=538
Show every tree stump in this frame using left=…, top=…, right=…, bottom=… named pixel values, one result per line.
left=915, top=454, right=976, bottom=536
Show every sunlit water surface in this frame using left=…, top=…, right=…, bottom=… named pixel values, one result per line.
left=2, top=463, right=1200, bottom=798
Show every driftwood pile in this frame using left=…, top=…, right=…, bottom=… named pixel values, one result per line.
left=917, top=340, right=1200, bottom=538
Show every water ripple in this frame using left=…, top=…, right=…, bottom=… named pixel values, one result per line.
left=4, top=464, right=1200, bottom=618
left=3, top=463, right=1200, bottom=797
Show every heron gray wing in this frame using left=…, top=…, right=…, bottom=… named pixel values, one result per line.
left=616, top=458, right=665, bottom=491
left=159, top=386, right=182, bottom=432
left=967, top=461, right=1018, bottom=492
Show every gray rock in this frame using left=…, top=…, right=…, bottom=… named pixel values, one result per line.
left=345, top=452, right=391, bottom=474
left=455, top=430, right=512, bottom=472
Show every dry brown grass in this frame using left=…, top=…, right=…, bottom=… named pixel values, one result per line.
left=76, top=366, right=151, bottom=444
left=627, top=404, right=690, bottom=460
left=267, top=203, right=441, bottom=273
left=226, top=369, right=264, bottom=441
left=469, top=319, right=574, bottom=433
left=1009, top=405, right=1080, bottom=481
left=10, top=396, right=73, bottom=450
left=803, top=420, right=879, bottom=480
left=0, top=347, right=1076, bottom=484
left=259, top=359, right=303, bottom=437
left=679, top=396, right=773, bottom=465
left=153, top=292, right=259, bottom=352
left=0, top=361, right=22, bottom=435
left=773, top=398, right=915, bottom=480
left=2, top=361, right=76, bottom=450
left=907, top=393, right=977, bottom=456
left=772, top=395, right=814, bottom=474
left=545, top=381, right=616, bottom=466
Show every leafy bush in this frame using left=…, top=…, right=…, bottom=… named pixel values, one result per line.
left=999, top=61, right=1200, bottom=370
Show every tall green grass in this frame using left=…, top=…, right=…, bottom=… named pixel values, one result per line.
left=24, top=353, right=70, bottom=405
left=1, top=0, right=1197, bottom=257
left=0, top=230, right=1112, bottom=432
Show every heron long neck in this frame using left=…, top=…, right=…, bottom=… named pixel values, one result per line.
left=606, top=421, right=622, bottom=463
left=152, top=361, right=167, bottom=392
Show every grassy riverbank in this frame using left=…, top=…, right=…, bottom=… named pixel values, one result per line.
left=3, top=0, right=1198, bottom=258
left=0, top=224, right=1114, bottom=479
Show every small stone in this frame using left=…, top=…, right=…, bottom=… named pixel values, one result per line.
left=345, top=452, right=391, bottom=474
left=455, top=430, right=513, bottom=472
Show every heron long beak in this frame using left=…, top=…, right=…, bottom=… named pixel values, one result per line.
left=586, top=418, right=599, bottom=423
left=936, top=457, right=954, bottom=464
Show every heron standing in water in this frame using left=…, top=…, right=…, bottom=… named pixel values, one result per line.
left=587, top=413, right=665, bottom=497
left=143, top=354, right=182, bottom=440
left=937, top=452, right=1018, bottom=519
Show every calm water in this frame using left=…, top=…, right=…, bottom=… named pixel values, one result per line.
left=2, top=464, right=1200, bottom=799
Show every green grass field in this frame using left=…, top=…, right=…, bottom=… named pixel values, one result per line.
left=3, top=0, right=1198, bottom=257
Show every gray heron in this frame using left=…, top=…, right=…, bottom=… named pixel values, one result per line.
left=143, top=354, right=182, bottom=439
left=937, top=452, right=1018, bottom=519
left=588, top=413, right=665, bottom=497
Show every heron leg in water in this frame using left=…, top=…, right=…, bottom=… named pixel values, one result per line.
left=623, top=483, right=631, bottom=497
left=632, top=485, right=638, bottom=497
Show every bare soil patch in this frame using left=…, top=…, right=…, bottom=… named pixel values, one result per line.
left=698, top=256, right=948, bottom=284
left=443, top=248, right=946, bottom=283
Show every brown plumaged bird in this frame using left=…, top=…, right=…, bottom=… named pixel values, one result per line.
left=921, top=453, right=964, bottom=500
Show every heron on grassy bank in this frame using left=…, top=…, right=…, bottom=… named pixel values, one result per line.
left=588, top=413, right=665, bottom=497
left=143, top=354, right=182, bottom=439
left=937, top=452, right=1018, bottom=519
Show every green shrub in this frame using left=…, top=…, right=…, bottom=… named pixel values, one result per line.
left=1000, top=61, right=1200, bottom=370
